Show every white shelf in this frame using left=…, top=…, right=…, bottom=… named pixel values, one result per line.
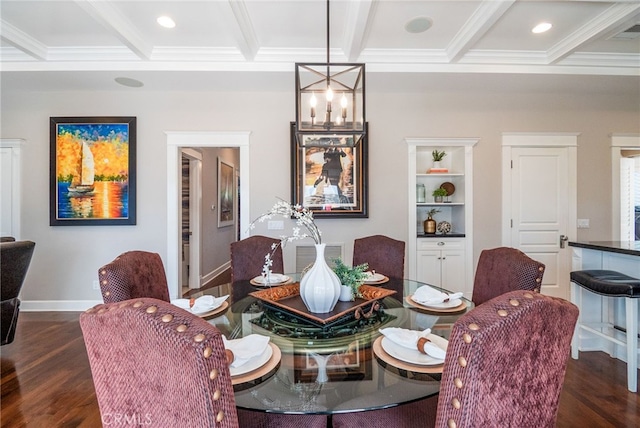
left=406, top=137, right=478, bottom=299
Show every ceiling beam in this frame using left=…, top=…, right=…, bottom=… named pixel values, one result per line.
left=226, top=0, right=259, bottom=61
left=547, top=2, right=640, bottom=64
left=0, top=19, right=48, bottom=60
left=343, top=0, right=378, bottom=62
left=74, top=0, right=152, bottom=60
left=447, top=0, right=516, bottom=63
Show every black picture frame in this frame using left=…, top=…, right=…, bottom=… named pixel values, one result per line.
left=49, top=116, right=137, bottom=226
left=290, top=122, right=369, bottom=218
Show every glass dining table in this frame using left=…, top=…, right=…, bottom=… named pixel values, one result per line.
left=204, top=276, right=473, bottom=416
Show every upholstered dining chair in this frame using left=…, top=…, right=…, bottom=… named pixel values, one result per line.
left=79, top=298, right=239, bottom=427
left=435, top=290, right=578, bottom=427
left=333, top=290, right=578, bottom=428
left=471, top=246, right=545, bottom=307
left=1, top=240, right=36, bottom=346
left=98, top=251, right=170, bottom=304
left=353, top=235, right=405, bottom=299
left=230, top=235, right=284, bottom=283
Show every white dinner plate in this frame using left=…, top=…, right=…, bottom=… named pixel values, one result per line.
left=411, top=297, right=462, bottom=310
left=380, top=335, right=447, bottom=366
left=251, top=274, right=290, bottom=286
left=229, top=344, right=273, bottom=377
left=363, top=272, right=386, bottom=283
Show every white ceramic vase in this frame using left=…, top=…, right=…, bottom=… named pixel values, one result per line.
left=299, top=243, right=341, bottom=313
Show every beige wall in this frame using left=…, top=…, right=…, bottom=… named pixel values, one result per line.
left=1, top=72, right=638, bottom=309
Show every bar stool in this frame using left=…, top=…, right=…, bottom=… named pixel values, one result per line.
left=570, top=270, right=640, bottom=392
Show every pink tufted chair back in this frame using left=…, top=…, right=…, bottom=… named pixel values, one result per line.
left=98, top=251, right=170, bottom=304
left=230, top=235, right=284, bottom=283
left=435, top=290, right=578, bottom=428
left=471, top=247, right=545, bottom=307
left=80, top=298, right=239, bottom=427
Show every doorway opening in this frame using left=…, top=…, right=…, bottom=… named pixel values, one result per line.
left=166, top=132, right=251, bottom=299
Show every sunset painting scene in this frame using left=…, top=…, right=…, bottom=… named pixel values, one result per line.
left=54, top=121, right=132, bottom=221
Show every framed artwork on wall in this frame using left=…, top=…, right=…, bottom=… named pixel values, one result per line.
left=290, top=122, right=369, bottom=218
left=49, top=116, right=136, bottom=226
left=218, top=157, right=235, bottom=228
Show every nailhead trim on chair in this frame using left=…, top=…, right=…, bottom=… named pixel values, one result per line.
left=82, top=299, right=233, bottom=425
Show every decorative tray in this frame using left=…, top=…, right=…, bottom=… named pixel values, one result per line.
left=249, top=283, right=396, bottom=326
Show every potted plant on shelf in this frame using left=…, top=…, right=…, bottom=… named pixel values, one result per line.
left=424, top=208, right=440, bottom=234
left=433, top=187, right=447, bottom=203
left=332, top=258, right=369, bottom=302
left=432, top=150, right=447, bottom=167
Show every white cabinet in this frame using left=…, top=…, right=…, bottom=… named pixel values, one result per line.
left=406, top=138, right=478, bottom=299
left=416, top=238, right=466, bottom=294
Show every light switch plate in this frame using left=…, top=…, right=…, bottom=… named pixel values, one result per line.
left=577, top=219, right=590, bottom=229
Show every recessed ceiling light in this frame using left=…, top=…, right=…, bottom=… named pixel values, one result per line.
left=157, top=16, right=176, bottom=29
left=115, top=77, right=144, bottom=88
left=532, top=22, right=552, bottom=34
left=405, top=17, right=433, bottom=34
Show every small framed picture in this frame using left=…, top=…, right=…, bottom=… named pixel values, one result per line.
left=49, top=116, right=136, bottom=226
left=217, top=157, right=235, bottom=228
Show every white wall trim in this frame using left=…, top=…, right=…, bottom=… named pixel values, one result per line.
left=0, top=138, right=24, bottom=239
left=502, top=132, right=580, bottom=147
left=166, top=131, right=251, bottom=299
left=201, top=261, right=231, bottom=288
left=610, top=133, right=640, bottom=240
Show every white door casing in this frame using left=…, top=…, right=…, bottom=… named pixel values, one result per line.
left=166, top=132, right=251, bottom=299
left=181, top=148, right=203, bottom=290
left=0, top=139, right=24, bottom=239
left=611, top=134, right=640, bottom=241
left=502, top=133, right=578, bottom=300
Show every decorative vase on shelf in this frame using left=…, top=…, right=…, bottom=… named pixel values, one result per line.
left=299, top=243, right=341, bottom=313
left=424, top=218, right=436, bottom=234
left=433, top=161, right=442, bottom=169
left=416, top=184, right=426, bottom=203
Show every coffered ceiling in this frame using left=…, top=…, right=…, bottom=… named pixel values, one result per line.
left=1, top=0, right=639, bottom=91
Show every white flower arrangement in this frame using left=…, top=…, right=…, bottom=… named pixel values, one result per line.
left=249, top=199, right=322, bottom=281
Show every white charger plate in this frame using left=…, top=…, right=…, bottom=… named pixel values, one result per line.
left=229, top=343, right=273, bottom=377
left=411, top=297, right=462, bottom=309
left=380, top=335, right=447, bottom=366
left=251, top=274, right=290, bottom=286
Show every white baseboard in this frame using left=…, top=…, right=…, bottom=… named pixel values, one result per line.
left=20, top=300, right=102, bottom=312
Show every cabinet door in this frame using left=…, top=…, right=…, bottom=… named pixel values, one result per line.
left=440, top=250, right=465, bottom=294
left=416, top=250, right=442, bottom=289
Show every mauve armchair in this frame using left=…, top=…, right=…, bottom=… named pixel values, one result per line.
left=1, top=240, right=35, bottom=346
left=471, top=246, right=545, bottom=307
left=353, top=235, right=405, bottom=300
left=98, top=251, right=170, bottom=303
left=80, top=298, right=239, bottom=427
left=230, top=235, right=284, bottom=282
left=435, top=290, right=578, bottom=427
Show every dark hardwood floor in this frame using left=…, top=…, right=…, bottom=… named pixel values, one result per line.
left=1, top=311, right=638, bottom=427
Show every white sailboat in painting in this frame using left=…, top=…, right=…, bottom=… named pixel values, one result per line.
left=68, top=140, right=95, bottom=196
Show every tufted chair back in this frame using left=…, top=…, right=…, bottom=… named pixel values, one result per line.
left=98, top=251, right=170, bottom=304
left=1, top=240, right=35, bottom=345
left=471, top=247, right=545, bottom=307
left=435, top=290, right=578, bottom=428
left=80, top=298, right=239, bottom=427
left=230, top=235, right=284, bottom=283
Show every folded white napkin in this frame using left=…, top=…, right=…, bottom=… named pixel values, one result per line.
left=171, top=295, right=229, bottom=315
left=379, top=327, right=446, bottom=360
left=222, top=334, right=270, bottom=368
left=256, top=273, right=287, bottom=284
left=412, top=286, right=463, bottom=306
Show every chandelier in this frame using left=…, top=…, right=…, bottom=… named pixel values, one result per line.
left=294, top=0, right=366, bottom=148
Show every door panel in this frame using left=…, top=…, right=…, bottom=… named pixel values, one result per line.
left=505, top=144, right=575, bottom=300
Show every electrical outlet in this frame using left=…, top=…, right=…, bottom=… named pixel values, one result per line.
left=268, top=220, right=284, bottom=230
left=93, top=280, right=100, bottom=290
left=577, top=219, right=590, bottom=229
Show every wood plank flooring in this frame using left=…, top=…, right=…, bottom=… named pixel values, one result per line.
left=1, top=311, right=638, bottom=427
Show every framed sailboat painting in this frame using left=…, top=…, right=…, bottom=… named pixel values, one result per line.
left=49, top=117, right=137, bottom=226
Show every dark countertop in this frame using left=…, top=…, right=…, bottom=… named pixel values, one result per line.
left=417, top=233, right=466, bottom=238
left=568, top=241, right=640, bottom=257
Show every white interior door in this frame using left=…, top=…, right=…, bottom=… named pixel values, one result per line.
left=502, top=134, right=577, bottom=300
